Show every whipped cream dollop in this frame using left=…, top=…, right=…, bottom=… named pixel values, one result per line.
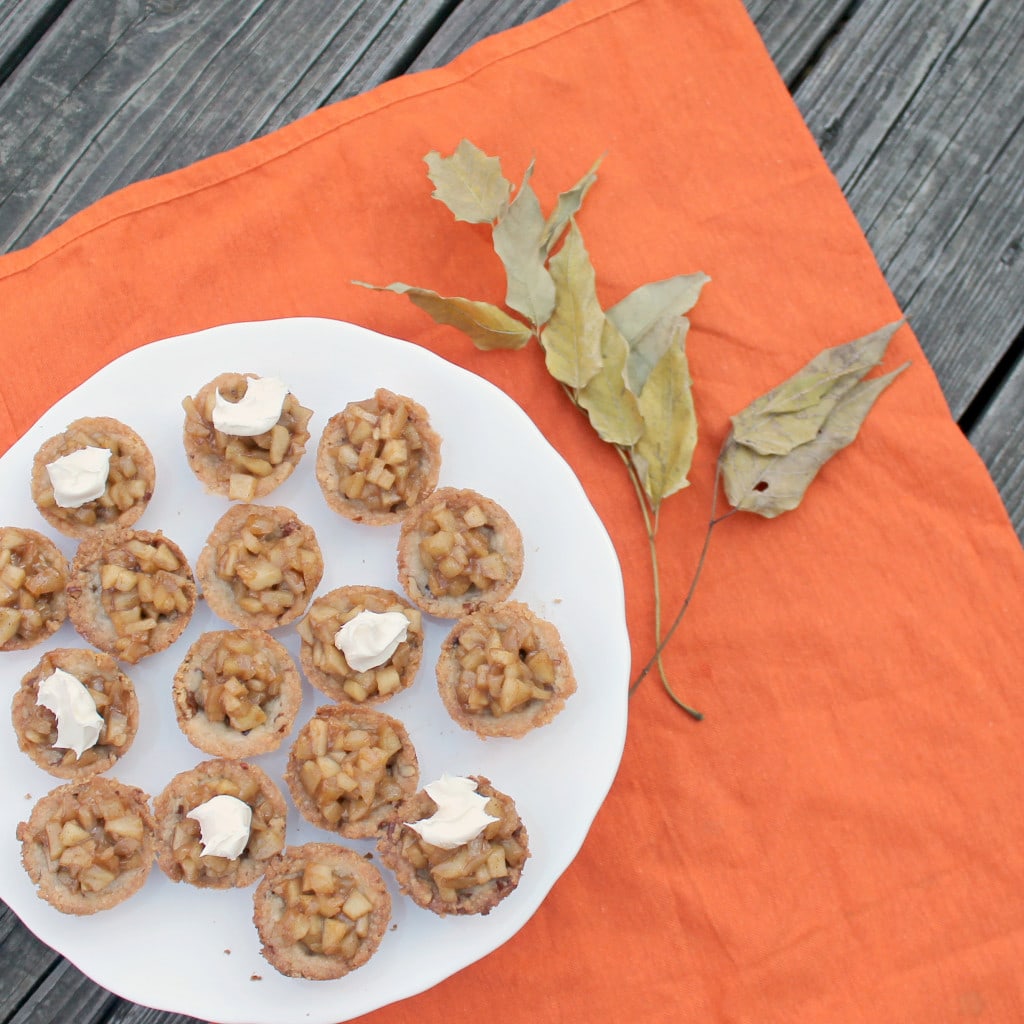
left=406, top=775, right=499, bottom=850
left=45, top=445, right=111, bottom=508
left=335, top=610, right=409, bottom=672
left=36, top=668, right=105, bottom=758
left=187, top=794, right=252, bottom=860
left=212, top=376, right=288, bottom=436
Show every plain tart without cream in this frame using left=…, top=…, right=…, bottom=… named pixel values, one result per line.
left=172, top=628, right=302, bottom=757
left=30, top=416, right=155, bottom=539
left=182, top=372, right=313, bottom=501
left=297, top=585, right=424, bottom=704
left=376, top=775, right=529, bottom=917
left=253, top=842, right=391, bottom=980
left=396, top=487, right=524, bottom=618
left=12, top=647, right=139, bottom=779
left=17, top=776, right=156, bottom=915
left=316, top=388, right=442, bottom=525
left=196, top=503, right=324, bottom=630
left=436, top=601, right=576, bottom=738
left=153, top=758, right=287, bottom=889
left=0, top=526, right=69, bottom=651
left=285, top=704, right=419, bottom=839
left=66, top=527, right=196, bottom=664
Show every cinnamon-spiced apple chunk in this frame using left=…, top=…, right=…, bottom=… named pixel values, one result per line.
left=377, top=775, right=529, bottom=916
left=153, top=759, right=287, bottom=889
left=196, top=504, right=323, bottom=630
left=396, top=487, right=524, bottom=618
left=12, top=647, right=139, bottom=779
left=0, top=526, right=69, bottom=651
left=286, top=704, right=419, bottom=839
left=173, top=629, right=302, bottom=757
left=66, top=528, right=196, bottom=664
left=18, top=776, right=156, bottom=915
left=253, top=843, right=391, bottom=980
left=316, top=388, right=442, bottom=525
left=182, top=372, right=313, bottom=501
left=437, top=601, right=576, bottom=738
left=31, top=417, right=155, bottom=539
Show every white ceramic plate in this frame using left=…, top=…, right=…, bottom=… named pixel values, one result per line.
left=0, top=317, right=629, bottom=1024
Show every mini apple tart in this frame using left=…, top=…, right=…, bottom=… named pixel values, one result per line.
left=0, top=526, right=69, bottom=651
left=316, top=388, right=442, bottom=525
left=172, top=628, right=302, bottom=757
left=182, top=372, right=313, bottom=502
left=436, top=601, right=576, bottom=738
left=66, top=528, right=196, bottom=664
left=12, top=647, right=139, bottom=779
left=196, top=503, right=323, bottom=630
left=18, top=776, right=156, bottom=915
left=396, top=487, right=524, bottom=618
left=253, top=843, right=391, bottom=980
left=30, top=416, right=155, bottom=539
left=377, top=775, right=529, bottom=917
left=297, top=585, right=424, bottom=704
left=153, top=758, right=287, bottom=890
left=285, top=704, right=419, bottom=839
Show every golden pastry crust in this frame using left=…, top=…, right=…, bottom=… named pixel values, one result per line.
left=30, top=416, right=156, bottom=539
left=0, top=526, right=69, bottom=651
left=396, top=487, right=524, bottom=618
left=316, top=388, right=442, bottom=525
left=172, top=628, right=302, bottom=757
left=376, top=776, right=529, bottom=916
left=17, top=776, right=156, bottom=915
left=12, top=647, right=139, bottom=779
left=66, top=528, right=196, bottom=664
left=436, top=601, right=576, bottom=738
left=182, top=372, right=313, bottom=501
left=285, top=704, right=419, bottom=839
left=153, top=759, right=287, bottom=889
left=253, top=843, right=391, bottom=980
left=296, top=585, right=424, bottom=704
left=196, top=504, right=324, bottom=630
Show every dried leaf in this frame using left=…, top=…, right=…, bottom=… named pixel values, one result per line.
left=541, top=155, right=603, bottom=256
left=355, top=282, right=533, bottom=350
left=607, top=273, right=711, bottom=394
left=424, top=140, right=511, bottom=224
left=492, top=161, right=557, bottom=326
left=721, top=362, right=909, bottom=517
left=539, top=221, right=604, bottom=388
left=631, top=321, right=698, bottom=509
left=577, top=318, right=645, bottom=446
left=730, top=320, right=904, bottom=456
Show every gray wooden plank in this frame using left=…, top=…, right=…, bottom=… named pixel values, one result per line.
left=5, top=959, right=115, bottom=1024
left=0, top=902, right=61, bottom=1020
left=747, top=0, right=856, bottom=85
left=0, top=1, right=70, bottom=81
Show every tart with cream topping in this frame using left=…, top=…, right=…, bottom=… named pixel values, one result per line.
left=196, top=503, right=323, bottom=630
left=153, top=758, right=287, bottom=889
left=296, top=585, right=424, bottom=704
left=66, top=527, right=196, bottom=664
left=17, top=776, right=156, bottom=915
left=285, top=704, right=419, bottom=839
left=30, top=417, right=155, bottom=539
left=182, top=372, right=313, bottom=501
left=436, top=601, right=576, bottom=738
left=396, top=487, right=524, bottom=618
left=0, top=526, right=69, bottom=651
left=172, top=628, right=302, bottom=757
left=316, top=388, right=442, bottom=525
left=253, top=842, right=391, bottom=980
left=12, top=647, right=139, bottom=779
left=376, top=775, right=529, bottom=916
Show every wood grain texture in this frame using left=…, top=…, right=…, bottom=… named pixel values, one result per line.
left=746, top=0, right=856, bottom=84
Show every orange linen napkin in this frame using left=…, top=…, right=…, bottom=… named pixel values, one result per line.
left=3, top=0, right=1022, bottom=1020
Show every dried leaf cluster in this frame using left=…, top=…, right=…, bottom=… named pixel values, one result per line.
left=361, top=140, right=908, bottom=718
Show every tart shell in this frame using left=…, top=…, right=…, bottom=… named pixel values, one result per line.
left=0, top=526, right=69, bottom=651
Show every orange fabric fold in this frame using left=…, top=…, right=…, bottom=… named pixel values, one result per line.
left=2, top=0, right=1022, bottom=1021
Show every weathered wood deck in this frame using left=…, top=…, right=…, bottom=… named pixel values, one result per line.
left=0, top=1, right=1021, bottom=1022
